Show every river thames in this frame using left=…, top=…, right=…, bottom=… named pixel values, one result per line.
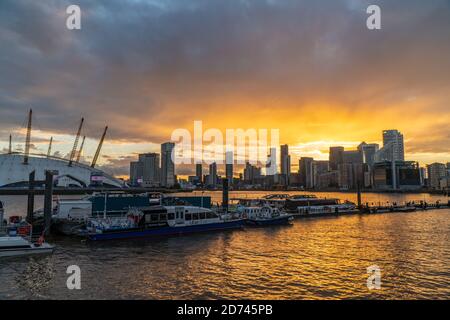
left=0, top=192, right=449, bottom=300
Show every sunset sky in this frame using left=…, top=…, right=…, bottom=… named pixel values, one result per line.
left=0, top=0, right=449, bottom=177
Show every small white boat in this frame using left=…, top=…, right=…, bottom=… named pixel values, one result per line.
left=0, top=236, right=54, bottom=258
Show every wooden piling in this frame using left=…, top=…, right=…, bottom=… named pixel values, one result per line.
left=26, top=171, right=35, bottom=224
left=222, top=178, right=229, bottom=213
left=43, top=170, right=54, bottom=236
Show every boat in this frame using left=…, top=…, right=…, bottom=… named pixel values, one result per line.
left=285, top=195, right=357, bottom=217
left=0, top=218, right=54, bottom=258
left=0, top=236, right=54, bottom=258
left=81, top=205, right=245, bottom=241
left=50, top=193, right=212, bottom=235
left=240, top=206, right=294, bottom=226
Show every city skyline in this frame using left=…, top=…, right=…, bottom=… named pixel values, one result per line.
left=127, top=128, right=449, bottom=192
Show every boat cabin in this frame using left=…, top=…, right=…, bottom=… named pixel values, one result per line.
left=139, top=206, right=221, bottom=227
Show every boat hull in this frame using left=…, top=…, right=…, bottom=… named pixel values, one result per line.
left=88, top=219, right=245, bottom=241
left=0, top=244, right=54, bottom=258
left=245, top=215, right=293, bottom=226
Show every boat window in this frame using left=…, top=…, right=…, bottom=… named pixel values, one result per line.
left=160, top=213, right=167, bottom=221
left=176, top=212, right=179, bottom=219
left=151, top=214, right=159, bottom=222
left=206, top=212, right=216, bottom=219
left=193, top=213, right=199, bottom=220
left=199, top=212, right=206, bottom=220
left=168, top=213, right=175, bottom=220
left=185, top=213, right=192, bottom=220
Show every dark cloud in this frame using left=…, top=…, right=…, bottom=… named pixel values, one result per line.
left=1, top=0, right=449, bottom=174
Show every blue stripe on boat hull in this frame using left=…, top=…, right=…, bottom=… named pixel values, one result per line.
left=88, top=220, right=245, bottom=241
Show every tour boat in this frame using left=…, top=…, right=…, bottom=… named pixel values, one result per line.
left=285, top=195, right=357, bottom=216
left=239, top=205, right=294, bottom=226
left=81, top=205, right=245, bottom=241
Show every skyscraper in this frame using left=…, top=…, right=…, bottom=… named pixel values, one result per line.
left=427, top=163, right=446, bottom=189
left=299, top=157, right=314, bottom=188
left=138, top=153, right=160, bottom=187
left=195, top=163, right=203, bottom=184
left=382, top=130, right=405, bottom=161
left=225, top=151, right=233, bottom=186
left=266, top=147, right=277, bottom=176
left=280, top=144, right=291, bottom=185
left=358, top=142, right=379, bottom=166
left=329, top=146, right=344, bottom=171
left=160, top=142, right=175, bottom=187
left=208, top=162, right=218, bottom=187
left=130, top=161, right=144, bottom=186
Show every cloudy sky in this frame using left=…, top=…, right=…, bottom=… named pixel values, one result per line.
left=1, top=0, right=449, bottom=177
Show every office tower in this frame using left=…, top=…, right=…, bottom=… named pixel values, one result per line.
left=299, top=157, right=314, bottom=188
left=208, top=162, right=218, bottom=187
left=382, top=130, right=405, bottom=161
left=130, top=161, right=144, bottom=186
left=196, top=163, right=203, bottom=184
left=329, top=146, right=344, bottom=171
left=342, top=150, right=363, bottom=164
left=244, top=162, right=261, bottom=184
left=427, top=163, right=446, bottom=189
left=138, top=153, right=160, bottom=187
left=160, top=142, right=175, bottom=187
left=340, top=150, right=364, bottom=189
left=225, top=151, right=233, bottom=186
left=373, top=161, right=421, bottom=190
left=280, top=144, right=291, bottom=177
left=312, top=160, right=329, bottom=188
left=358, top=142, right=379, bottom=166
left=266, top=147, right=277, bottom=176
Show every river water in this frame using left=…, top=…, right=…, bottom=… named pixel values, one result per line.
left=0, top=192, right=449, bottom=300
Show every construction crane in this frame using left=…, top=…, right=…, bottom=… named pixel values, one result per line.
left=47, top=137, right=53, bottom=158
left=76, top=136, right=86, bottom=163
left=68, top=118, right=84, bottom=166
left=91, top=126, right=108, bottom=168
left=23, top=109, right=32, bottom=165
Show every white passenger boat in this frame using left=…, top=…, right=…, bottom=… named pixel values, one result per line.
left=81, top=205, right=245, bottom=241
left=0, top=236, right=54, bottom=258
left=0, top=214, right=55, bottom=258
left=239, top=205, right=294, bottom=226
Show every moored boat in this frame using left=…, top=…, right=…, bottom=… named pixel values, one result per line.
left=287, top=195, right=357, bottom=217
left=81, top=205, right=245, bottom=241
left=0, top=236, right=54, bottom=258
left=0, top=218, right=54, bottom=258
left=239, top=205, right=294, bottom=226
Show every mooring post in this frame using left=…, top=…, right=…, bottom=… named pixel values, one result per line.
left=222, top=178, right=229, bottom=213
left=357, top=181, right=362, bottom=210
left=43, top=170, right=54, bottom=236
left=27, top=171, right=35, bottom=224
